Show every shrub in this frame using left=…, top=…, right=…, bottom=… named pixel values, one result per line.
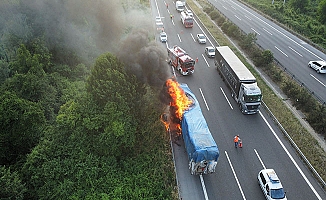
left=209, top=10, right=220, bottom=20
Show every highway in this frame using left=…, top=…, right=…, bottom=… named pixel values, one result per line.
left=151, top=0, right=326, bottom=199
left=207, top=0, right=326, bottom=104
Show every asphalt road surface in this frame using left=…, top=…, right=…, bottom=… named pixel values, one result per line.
left=151, top=0, right=326, bottom=199
left=207, top=0, right=326, bottom=104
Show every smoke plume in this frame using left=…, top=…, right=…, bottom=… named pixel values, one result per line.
left=0, top=0, right=170, bottom=86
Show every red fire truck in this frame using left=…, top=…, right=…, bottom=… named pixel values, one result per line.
left=180, top=11, right=193, bottom=28
left=167, top=45, right=195, bottom=75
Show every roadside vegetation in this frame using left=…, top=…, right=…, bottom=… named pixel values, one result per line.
left=0, top=0, right=177, bottom=199
left=240, top=0, right=326, bottom=51
left=188, top=0, right=326, bottom=187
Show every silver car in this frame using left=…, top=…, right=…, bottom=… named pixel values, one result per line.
left=205, top=46, right=215, bottom=58
left=197, top=34, right=206, bottom=44
left=160, top=32, right=167, bottom=43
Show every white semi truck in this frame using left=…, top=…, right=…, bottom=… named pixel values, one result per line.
left=215, top=46, right=262, bottom=114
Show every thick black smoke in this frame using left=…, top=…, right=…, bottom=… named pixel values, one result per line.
left=117, top=29, right=170, bottom=87
left=0, top=0, right=170, bottom=86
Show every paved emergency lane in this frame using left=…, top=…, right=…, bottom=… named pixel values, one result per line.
left=151, top=0, right=326, bottom=199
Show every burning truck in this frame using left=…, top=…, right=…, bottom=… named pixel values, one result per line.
left=161, top=79, right=219, bottom=175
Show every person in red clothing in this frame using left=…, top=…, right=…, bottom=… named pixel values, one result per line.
left=234, top=135, right=240, bottom=148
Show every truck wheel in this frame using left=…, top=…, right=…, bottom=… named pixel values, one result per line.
left=239, top=103, right=243, bottom=113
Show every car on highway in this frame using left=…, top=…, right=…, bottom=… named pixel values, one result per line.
left=155, top=16, right=162, bottom=25
left=205, top=46, right=215, bottom=58
left=160, top=32, right=167, bottom=43
left=308, top=60, right=326, bottom=74
left=185, top=10, right=193, bottom=17
left=196, top=34, right=206, bottom=44
left=258, top=169, right=287, bottom=200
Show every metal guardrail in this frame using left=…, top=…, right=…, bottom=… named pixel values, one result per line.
left=262, top=101, right=326, bottom=189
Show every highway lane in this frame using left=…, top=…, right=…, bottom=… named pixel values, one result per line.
left=208, top=0, right=326, bottom=103
left=151, top=0, right=326, bottom=199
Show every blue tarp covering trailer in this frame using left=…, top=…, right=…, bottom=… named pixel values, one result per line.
left=179, top=84, right=219, bottom=175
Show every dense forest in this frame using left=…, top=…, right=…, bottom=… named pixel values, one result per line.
left=0, top=0, right=176, bottom=199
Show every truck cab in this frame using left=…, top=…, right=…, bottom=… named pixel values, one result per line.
left=238, top=82, right=262, bottom=114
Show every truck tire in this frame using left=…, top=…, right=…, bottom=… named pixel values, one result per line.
left=239, top=103, right=244, bottom=113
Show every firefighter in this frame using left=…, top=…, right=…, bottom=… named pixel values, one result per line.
left=234, top=135, right=240, bottom=148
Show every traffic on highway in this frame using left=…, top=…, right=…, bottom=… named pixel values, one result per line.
left=151, top=0, right=326, bottom=199
left=208, top=0, right=326, bottom=104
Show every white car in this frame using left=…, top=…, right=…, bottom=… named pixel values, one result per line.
left=308, top=60, right=326, bottom=74
left=185, top=10, right=193, bottom=17
left=205, top=46, right=215, bottom=58
left=155, top=16, right=162, bottom=26
left=160, top=32, right=167, bottom=43
left=197, top=34, right=206, bottom=44
left=258, top=169, right=287, bottom=200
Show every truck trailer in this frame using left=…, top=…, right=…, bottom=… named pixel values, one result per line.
left=179, top=83, right=219, bottom=175
left=215, top=46, right=262, bottom=114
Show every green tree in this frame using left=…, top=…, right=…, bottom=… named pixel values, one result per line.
left=240, top=32, right=257, bottom=50
left=318, top=0, right=326, bottom=24
left=289, top=0, right=310, bottom=13
left=0, top=91, right=45, bottom=165
left=86, top=52, right=145, bottom=119
left=0, top=60, right=10, bottom=84
left=261, top=50, right=274, bottom=66
left=0, top=166, right=27, bottom=200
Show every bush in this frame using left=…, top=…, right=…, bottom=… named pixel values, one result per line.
left=203, top=6, right=214, bottom=14
left=239, top=32, right=257, bottom=50
left=209, top=10, right=220, bottom=20
left=307, top=105, right=326, bottom=135
left=215, top=15, right=226, bottom=26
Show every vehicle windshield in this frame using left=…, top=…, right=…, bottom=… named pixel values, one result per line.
left=208, top=49, right=214, bottom=52
left=244, top=94, right=262, bottom=103
left=270, top=188, right=285, bottom=199
left=199, top=35, right=205, bottom=39
left=184, top=61, right=195, bottom=68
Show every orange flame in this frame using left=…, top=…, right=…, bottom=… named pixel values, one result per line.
left=166, top=79, right=192, bottom=119
left=162, top=78, right=193, bottom=135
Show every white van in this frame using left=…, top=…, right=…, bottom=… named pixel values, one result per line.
left=308, top=60, right=326, bottom=74
left=175, top=1, right=185, bottom=12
